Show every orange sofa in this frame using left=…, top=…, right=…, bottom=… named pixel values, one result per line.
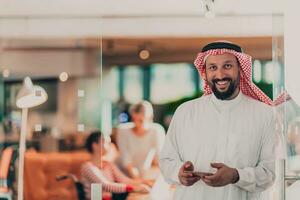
left=24, top=150, right=90, bottom=200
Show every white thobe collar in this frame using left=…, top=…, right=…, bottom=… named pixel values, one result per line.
left=210, top=90, right=244, bottom=113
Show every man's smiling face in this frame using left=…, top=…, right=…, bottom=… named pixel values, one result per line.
left=204, top=53, right=240, bottom=100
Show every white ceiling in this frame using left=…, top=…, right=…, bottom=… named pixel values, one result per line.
left=0, top=0, right=283, bottom=17
left=0, top=0, right=284, bottom=38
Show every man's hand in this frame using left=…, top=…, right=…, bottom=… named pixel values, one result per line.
left=202, top=163, right=239, bottom=187
left=178, top=161, right=201, bottom=186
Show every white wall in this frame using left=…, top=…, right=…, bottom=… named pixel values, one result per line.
left=0, top=49, right=100, bottom=79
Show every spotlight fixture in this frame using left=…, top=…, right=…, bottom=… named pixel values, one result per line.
left=204, top=0, right=215, bottom=18
left=138, top=43, right=151, bottom=60
left=139, top=49, right=150, bottom=60
left=59, top=72, right=69, bottom=82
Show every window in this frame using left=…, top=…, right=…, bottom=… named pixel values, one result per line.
left=101, top=66, right=119, bottom=102
left=253, top=60, right=262, bottom=83
left=263, top=61, right=274, bottom=84
left=124, top=65, right=143, bottom=103
left=151, top=63, right=195, bottom=104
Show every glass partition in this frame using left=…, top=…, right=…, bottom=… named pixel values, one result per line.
left=0, top=2, right=286, bottom=200
left=0, top=19, right=102, bottom=200
left=274, top=1, right=300, bottom=199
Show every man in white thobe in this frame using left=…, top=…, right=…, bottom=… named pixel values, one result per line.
left=159, top=41, right=276, bottom=200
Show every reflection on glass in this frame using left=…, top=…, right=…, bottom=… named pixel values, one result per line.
left=264, top=61, right=274, bottom=84
left=273, top=61, right=284, bottom=98
left=286, top=100, right=300, bottom=174
left=288, top=118, right=300, bottom=155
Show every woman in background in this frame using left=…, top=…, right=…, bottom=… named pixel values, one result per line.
left=81, top=131, right=149, bottom=200
left=117, top=101, right=165, bottom=179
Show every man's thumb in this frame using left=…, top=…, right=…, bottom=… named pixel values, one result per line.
left=184, top=161, right=194, bottom=171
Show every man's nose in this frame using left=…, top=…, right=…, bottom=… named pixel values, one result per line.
left=214, top=68, right=226, bottom=79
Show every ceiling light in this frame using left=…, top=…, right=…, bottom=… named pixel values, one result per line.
left=139, top=49, right=150, bottom=60
left=59, top=72, right=68, bottom=82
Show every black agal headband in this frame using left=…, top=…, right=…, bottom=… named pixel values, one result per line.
left=201, top=42, right=242, bottom=53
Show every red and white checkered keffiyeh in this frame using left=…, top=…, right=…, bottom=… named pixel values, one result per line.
left=194, top=48, right=274, bottom=105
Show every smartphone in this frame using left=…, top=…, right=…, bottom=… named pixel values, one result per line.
left=191, top=172, right=214, bottom=178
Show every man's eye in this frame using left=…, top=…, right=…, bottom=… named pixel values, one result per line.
left=224, top=64, right=232, bottom=69
left=208, top=66, right=217, bottom=70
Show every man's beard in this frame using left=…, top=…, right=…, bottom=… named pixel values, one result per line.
left=208, top=77, right=239, bottom=100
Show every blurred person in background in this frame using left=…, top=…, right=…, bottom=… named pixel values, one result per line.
left=81, top=131, right=150, bottom=200
left=117, top=101, right=165, bottom=179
